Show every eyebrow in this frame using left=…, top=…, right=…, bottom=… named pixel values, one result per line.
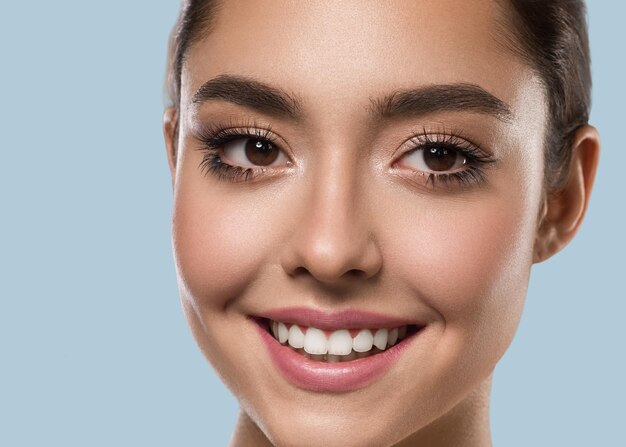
left=192, top=74, right=512, bottom=123
left=370, top=83, right=513, bottom=122
left=192, top=74, right=303, bottom=120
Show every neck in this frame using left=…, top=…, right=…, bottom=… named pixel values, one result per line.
left=229, top=375, right=493, bottom=447
left=228, top=409, right=273, bottom=447
left=394, top=374, right=493, bottom=447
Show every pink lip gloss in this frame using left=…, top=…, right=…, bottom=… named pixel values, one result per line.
left=251, top=308, right=422, bottom=393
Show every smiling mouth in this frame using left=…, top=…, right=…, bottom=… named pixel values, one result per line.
left=258, top=317, right=421, bottom=363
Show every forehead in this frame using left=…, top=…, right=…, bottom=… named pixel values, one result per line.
left=181, top=0, right=542, bottom=123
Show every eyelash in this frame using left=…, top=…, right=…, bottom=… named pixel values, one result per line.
left=195, top=121, right=280, bottom=182
left=398, top=129, right=496, bottom=188
left=195, top=123, right=496, bottom=188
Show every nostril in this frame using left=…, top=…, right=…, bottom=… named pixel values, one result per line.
left=344, top=268, right=364, bottom=278
left=290, top=265, right=370, bottom=286
left=291, top=266, right=309, bottom=277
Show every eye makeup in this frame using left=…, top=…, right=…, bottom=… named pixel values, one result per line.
left=192, top=119, right=497, bottom=189
left=192, top=118, right=288, bottom=183
left=392, top=129, right=496, bottom=189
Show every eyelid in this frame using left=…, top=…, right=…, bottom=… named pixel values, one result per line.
left=387, top=128, right=497, bottom=190
left=191, top=117, right=294, bottom=158
left=392, top=129, right=496, bottom=168
left=399, top=129, right=488, bottom=157
left=193, top=119, right=295, bottom=183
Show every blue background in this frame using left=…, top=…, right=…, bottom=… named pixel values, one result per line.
left=0, top=2, right=623, bottom=445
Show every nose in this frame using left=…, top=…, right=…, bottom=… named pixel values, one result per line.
left=280, top=156, right=383, bottom=287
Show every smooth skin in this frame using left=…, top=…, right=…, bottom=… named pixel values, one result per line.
left=163, top=1, right=599, bottom=446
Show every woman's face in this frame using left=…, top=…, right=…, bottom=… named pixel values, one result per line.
left=170, top=0, right=547, bottom=445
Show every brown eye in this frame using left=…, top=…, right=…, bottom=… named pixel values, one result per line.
left=244, top=139, right=279, bottom=166
left=402, top=146, right=466, bottom=173
left=423, top=147, right=462, bottom=171
left=222, top=138, right=288, bottom=168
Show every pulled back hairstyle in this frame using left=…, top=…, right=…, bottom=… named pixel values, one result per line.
left=164, top=0, right=591, bottom=191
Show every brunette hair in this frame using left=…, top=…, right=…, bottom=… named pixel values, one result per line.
left=164, top=0, right=591, bottom=190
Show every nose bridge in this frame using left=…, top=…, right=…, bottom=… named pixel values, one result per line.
left=309, top=149, right=359, bottom=252
left=281, top=144, right=382, bottom=285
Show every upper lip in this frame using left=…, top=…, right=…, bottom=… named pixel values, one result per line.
left=255, top=306, right=419, bottom=330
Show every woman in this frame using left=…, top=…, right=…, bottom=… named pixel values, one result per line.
left=162, top=1, right=600, bottom=445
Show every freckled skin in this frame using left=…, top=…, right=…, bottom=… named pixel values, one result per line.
left=164, top=1, right=599, bottom=446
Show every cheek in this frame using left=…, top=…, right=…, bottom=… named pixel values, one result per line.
left=172, top=176, right=280, bottom=311
left=397, top=198, right=533, bottom=315
left=380, top=183, right=539, bottom=363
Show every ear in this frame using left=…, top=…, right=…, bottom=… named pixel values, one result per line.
left=533, top=125, right=600, bottom=263
left=163, top=107, right=178, bottom=188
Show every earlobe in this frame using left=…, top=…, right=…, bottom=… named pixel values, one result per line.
left=533, top=125, right=600, bottom=263
left=163, top=107, right=179, bottom=188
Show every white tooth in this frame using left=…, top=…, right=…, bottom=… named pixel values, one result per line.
left=272, top=321, right=279, bottom=338
left=398, top=326, right=407, bottom=339
left=352, top=329, right=374, bottom=352
left=373, top=328, right=389, bottom=350
left=277, top=322, right=289, bottom=343
left=388, top=328, right=399, bottom=346
left=288, top=324, right=305, bottom=348
left=304, top=327, right=328, bottom=355
left=327, top=329, right=353, bottom=355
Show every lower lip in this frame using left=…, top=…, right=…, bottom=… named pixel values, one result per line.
left=253, top=318, right=419, bottom=393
